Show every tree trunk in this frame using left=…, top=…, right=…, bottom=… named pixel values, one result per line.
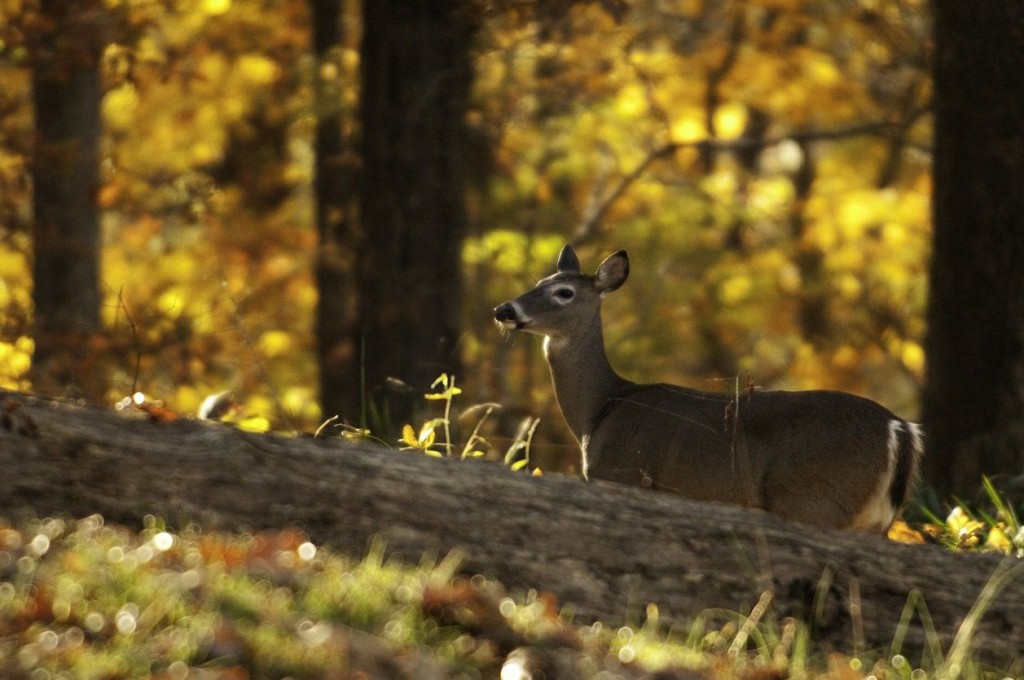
left=354, top=0, right=478, bottom=431
left=29, top=0, right=105, bottom=401
left=923, top=0, right=1024, bottom=498
left=2, top=389, right=1023, bottom=668
left=311, top=0, right=361, bottom=423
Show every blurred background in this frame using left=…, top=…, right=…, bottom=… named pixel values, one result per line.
left=0, top=0, right=931, bottom=472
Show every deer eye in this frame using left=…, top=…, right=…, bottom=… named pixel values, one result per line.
left=554, top=287, right=575, bottom=301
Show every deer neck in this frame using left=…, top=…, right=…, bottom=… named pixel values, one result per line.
left=543, top=312, right=630, bottom=444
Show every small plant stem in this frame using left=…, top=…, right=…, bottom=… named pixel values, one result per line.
left=460, top=405, right=494, bottom=459
left=728, top=590, right=772, bottom=658
left=314, top=415, right=339, bottom=438
left=443, top=376, right=455, bottom=457
left=941, top=559, right=1024, bottom=679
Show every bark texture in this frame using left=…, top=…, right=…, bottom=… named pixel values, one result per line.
left=353, top=0, right=479, bottom=429
left=29, top=0, right=105, bottom=400
left=311, top=0, right=360, bottom=424
left=923, top=1, right=1024, bottom=497
left=1, top=390, right=1023, bottom=667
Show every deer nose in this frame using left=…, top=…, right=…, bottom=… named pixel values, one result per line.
left=494, top=302, right=517, bottom=323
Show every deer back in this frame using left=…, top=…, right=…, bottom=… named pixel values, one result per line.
left=585, top=384, right=919, bottom=532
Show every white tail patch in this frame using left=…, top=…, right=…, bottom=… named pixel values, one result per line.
left=849, top=419, right=903, bottom=532
left=906, top=422, right=924, bottom=460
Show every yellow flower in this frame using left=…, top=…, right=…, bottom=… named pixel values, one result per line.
left=424, top=373, right=462, bottom=400
left=400, top=423, right=442, bottom=457
left=985, top=526, right=1012, bottom=554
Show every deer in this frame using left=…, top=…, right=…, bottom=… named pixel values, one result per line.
left=494, top=245, right=923, bottom=533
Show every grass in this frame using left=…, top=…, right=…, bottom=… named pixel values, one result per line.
left=0, top=513, right=1021, bottom=680
left=891, top=476, right=1024, bottom=558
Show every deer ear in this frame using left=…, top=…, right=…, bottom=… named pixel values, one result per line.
left=556, top=245, right=581, bottom=273
left=595, top=250, right=629, bottom=293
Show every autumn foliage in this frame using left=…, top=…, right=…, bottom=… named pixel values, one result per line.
left=0, top=1, right=930, bottom=460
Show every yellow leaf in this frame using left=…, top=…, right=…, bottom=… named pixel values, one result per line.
left=401, top=424, right=418, bottom=448
left=805, top=53, right=840, bottom=86
left=236, top=55, right=280, bottom=87
left=615, top=83, right=647, bottom=119
left=958, top=532, right=981, bottom=549
left=712, top=102, right=747, bottom=140
left=946, top=506, right=974, bottom=534
left=718, top=275, right=753, bottom=305
left=257, top=330, right=292, bottom=359
left=670, top=116, right=706, bottom=144
left=102, top=84, right=139, bottom=132
left=900, top=342, right=925, bottom=377
left=887, top=520, right=924, bottom=544
left=202, top=0, right=232, bottom=16
left=424, top=387, right=461, bottom=401
left=237, top=416, right=270, bottom=433
left=157, top=288, right=186, bottom=321
left=985, top=526, right=1012, bottom=553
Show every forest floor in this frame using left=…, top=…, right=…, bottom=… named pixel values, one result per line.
left=0, top=513, right=1021, bottom=680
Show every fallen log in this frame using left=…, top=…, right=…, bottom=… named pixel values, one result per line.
left=1, top=389, right=1021, bottom=667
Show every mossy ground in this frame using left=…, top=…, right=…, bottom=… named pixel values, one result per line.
left=0, top=511, right=1020, bottom=680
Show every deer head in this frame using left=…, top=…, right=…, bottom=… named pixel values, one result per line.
left=494, top=245, right=629, bottom=341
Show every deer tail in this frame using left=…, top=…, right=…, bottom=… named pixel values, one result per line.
left=888, top=420, right=924, bottom=512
